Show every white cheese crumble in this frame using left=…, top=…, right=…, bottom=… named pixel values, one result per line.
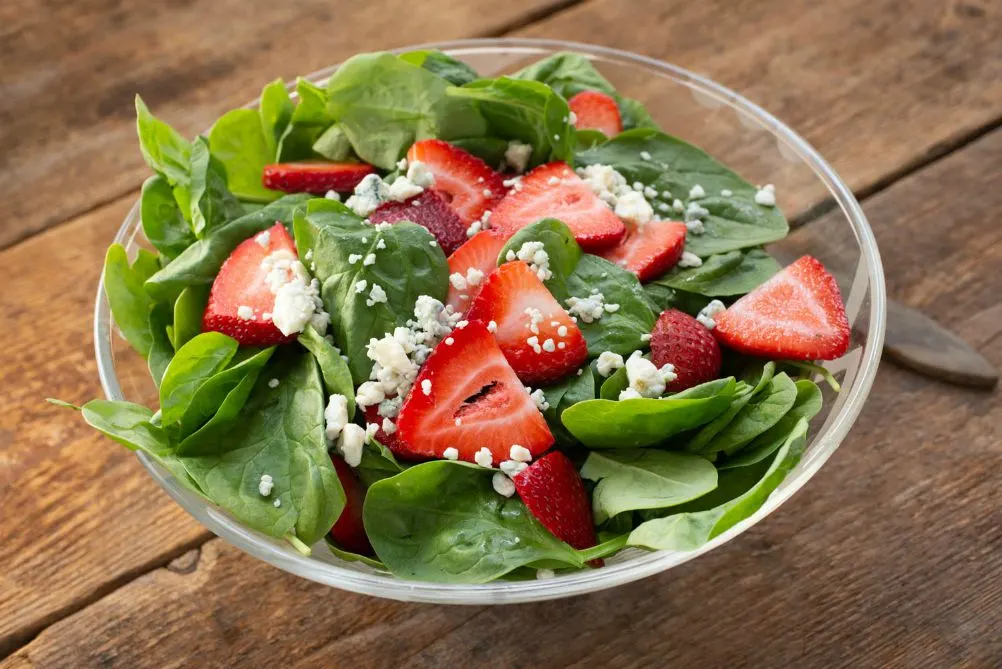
left=640, top=333, right=652, bottom=342
left=529, top=389, right=550, bottom=411
left=273, top=499, right=282, bottom=508
left=267, top=378, right=279, bottom=389
left=640, top=151, right=652, bottom=161
left=324, top=190, right=341, bottom=201
left=255, top=230, right=271, bottom=248
left=686, top=219, right=706, bottom=235
left=685, top=201, right=709, bottom=222
left=443, top=447, right=459, bottom=461
left=515, top=241, right=552, bottom=281
left=542, top=338, right=556, bottom=352
left=449, top=272, right=468, bottom=290
left=755, top=184, right=776, bottom=206
left=568, top=111, right=578, bottom=124
left=614, top=190, right=655, bottom=227
left=355, top=381, right=386, bottom=408
left=689, top=184, right=706, bottom=199
left=387, top=175, right=424, bottom=202
left=492, top=472, right=516, bottom=497
left=621, top=351, right=677, bottom=399
left=348, top=253, right=363, bottom=265
left=487, top=320, right=498, bottom=333
left=566, top=291, right=617, bottom=323
left=672, top=198, right=685, bottom=212
left=261, top=250, right=328, bottom=337
left=504, top=140, right=533, bottom=173
left=618, top=388, right=643, bottom=400
left=345, top=173, right=390, bottom=217
left=696, top=299, right=727, bottom=330
left=510, top=444, right=533, bottom=462
left=258, top=474, right=274, bottom=497
left=354, top=279, right=367, bottom=293
left=596, top=351, right=625, bottom=377
left=366, top=283, right=387, bottom=307
left=406, top=160, right=436, bottom=188
left=363, top=253, right=377, bottom=266
left=474, top=447, right=493, bottom=468
left=337, top=423, right=366, bottom=467
left=721, top=189, right=733, bottom=197
left=237, top=305, right=255, bottom=321
left=381, top=417, right=397, bottom=435
left=376, top=239, right=386, bottom=250
left=324, top=394, right=349, bottom=442
left=421, top=379, right=432, bottom=396
left=536, top=568, right=556, bottom=580
left=500, top=459, right=529, bottom=477
left=678, top=252, right=703, bottom=268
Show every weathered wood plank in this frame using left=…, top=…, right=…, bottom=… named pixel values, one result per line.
left=4, top=120, right=1000, bottom=669
left=0, top=0, right=571, bottom=249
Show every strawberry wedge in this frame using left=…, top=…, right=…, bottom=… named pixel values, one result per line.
left=568, top=90, right=623, bottom=137
left=513, top=451, right=598, bottom=552
left=262, top=161, right=375, bottom=194
left=490, top=162, right=625, bottom=252
left=649, top=309, right=722, bottom=391
left=407, top=140, right=505, bottom=225
left=445, top=231, right=507, bottom=312
left=714, top=255, right=850, bottom=360
left=394, top=321, right=553, bottom=464
left=600, top=220, right=687, bottom=282
left=329, top=454, right=374, bottom=556
left=370, top=190, right=467, bottom=255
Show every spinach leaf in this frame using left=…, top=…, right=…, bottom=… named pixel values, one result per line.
left=449, top=137, right=510, bottom=167
left=158, top=332, right=239, bottom=425
left=179, top=349, right=344, bottom=547
left=448, top=77, right=573, bottom=166
left=581, top=450, right=718, bottom=523
left=326, top=52, right=486, bottom=169
left=355, top=440, right=407, bottom=488
left=540, top=368, right=595, bottom=444
left=566, top=254, right=657, bottom=356
left=721, top=380, right=822, bottom=469
left=188, top=137, right=244, bottom=237
left=325, top=538, right=387, bottom=570
left=576, top=129, right=788, bottom=256
left=399, top=49, right=479, bottom=86
left=179, top=347, right=275, bottom=439
left=208, top=108, right=282, bottom=202
left=684, top=364, right=775, bottom=452
left=649, top=248, right=780, bottom=297
left=135, top=95, right=191, bottom=194
left=259, top=78, right=294, bottom=159
left=702, top=372, right=798, bottom=456
left=363, top=461, right=582, bottom=583
left=311, top=124, right=353, bottom=161
left=172, top=285, right=209, bottom=351
left=643, top=284, right=713, bottom=316
left=295, top=209, right=448, bottom=383
left=561, top=377, right=737, bottom=448
left=147, top=301, right=175, bottom=387
left=599, top=365, right=629, bottom=400
left=140, top=175, right=195, bottom=260
left=104, top=244, right=161, bottom=357
left=497, top=218, right=582, bottom=298
left=298, top=325, right=356, bottom=419
left=628, top=418, right=808, bottom=550
left=144, top=194, right=311, bottom=302
left=279, top=78, right=337, bottom=161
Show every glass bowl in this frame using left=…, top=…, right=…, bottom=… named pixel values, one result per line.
left=95, top=38, right=885, bottom=604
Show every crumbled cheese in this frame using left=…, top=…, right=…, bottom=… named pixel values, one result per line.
left=643, top=185, right=658, bottom=199
left=696, top=299, right=727, bottom=330
left=526, top=335, right=542, bottom=354
left=474, top=447, right=493, bottom=468
left=337, top=423, right=366, bottom=467
left=553, top=133, right=560, bottom=141
left=510, top=444, right=533, bottom=463
left=618, top=388, right=643, bottom=400
left=366, top=283, right=387, bottom=307
left=566, top=292, right=615, bottom=323
left=396, top=157, right=408, bottom=171
left=381, top=417, right=397, bottom=435
left=542, top=338, right=556, bottom=352
left=466, top=220, right=483, bottom=237
left=449, top=272, right=468, bottom=290
left=324, top=394, right=349, bottom=442
left=255, top=230, right=271, bottom=248
left=487, top=320, right=498, bottom=333
left=640, top=150, right=652, bottom=161
left=374, top=222, right=393, bottom=231
left=685, top=201, right=709, bottom=221
left=324, top=190, right=341, bottom=201
left=596, top=351, right=625, bottom=377
left=536, top=568, right=556, bottom=580
left=406, top=160, right=436, bottom=188
left=273, top=499, right=282, bottom=508
left=686, top=219, right=706, bottom=235
left=721, top=189, right=733, bottom=197
left=557, top=325, right=568, bottom=337
left=345, top=173, right=389, bottom=217
left=482, top=189, right=493, bottom=198
left=755, top=184, right=776, bottom=206
left=525, top=307, right=544, bottom=335
left=455, top=320, right=469, bottom=329
left=623, top=350, right=677, bottom=398
left=689, top=184, right=706, bottom=199
left=266, top=251, right=326, bottom=336
left=568, top=111, right=577, bottom=124
left=614, top=191, right=655, bottom=227
left=492, top=472, right=516, bottom=497
left=640, top=333, right=652, bottom=342
left=678, top=252, right=703, bottom=268
left=429, top=240, right=438, bottom=247
left=515, top=241, right=552, bottom=280
left=376, top=239, right=387, bottom=250
left=421, top=379, right=432, bottom=396
left=454, top=417, right=462, bottom=426
left=237, top=305, right=255, bottom=321
left=387, top=175, right=424, bottom=202
left=465, top=268, right=484, bottom=287
left=258, top=474, right=274, bottom=496
left=632, top=182, right=644, bottom=192
left=363, top=253, right=377, bottom=266
left=348, top=253, right=363, bottom=265
left=444, top=337, right=454, bottom=345
left=355, top=381, right=386, bottom=408
left=268, top=378, right=280, bottom=389
left=377, top=395, right=403, bottom=419
left=529, top=389, right=550, bottom=411
left=443, top=447, right=460, bottom=461
left=575, top=163, right=631, bottom=208
left=500, top=459, right=529, bottom=477
left=504, top=140, right=533, bottom=173
left=354, top=279, right=368, bottom=293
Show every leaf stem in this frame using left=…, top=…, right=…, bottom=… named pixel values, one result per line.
left=784, top=361, right=841, bottom=392
left=286, top=533, right=312, bottom=556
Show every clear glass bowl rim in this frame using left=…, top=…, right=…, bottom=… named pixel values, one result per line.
left=94, top=37, right=886, bottom=604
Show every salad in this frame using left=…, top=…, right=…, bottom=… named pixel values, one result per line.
left=59, top=50, right=850, bottom=583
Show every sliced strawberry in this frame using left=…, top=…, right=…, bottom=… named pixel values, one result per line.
left=329, top=454, right=374, bottom=556
left=394, top=321, right=553, bottom=464
left=568, top=90, right=623, bottom=137
left=445, top=231, right=506, bottom=312
left=202, top=222, right=297, bottom=346
left=490, top=162, right=625, bottom=252
left=362, top=404, right=406, bottom=453
left=466, top=261, right=588, bottom=385
left=262, top=161, right=375, bottom=194
left=650, top=309, right=723, bottom=391
left=368, top=190, right=467, bottom=255
left=406, top=140, right=505, bottom=224
left=600, top=220, right=687, bottom=283
left=513, top=451, right=598, bottom=552
left=714, top=255, right=850, bottom=360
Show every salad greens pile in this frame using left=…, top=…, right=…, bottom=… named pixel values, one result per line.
left=58, top=49, right=835, bottom=584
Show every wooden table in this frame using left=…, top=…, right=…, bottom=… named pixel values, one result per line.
left=2, top=0, right=1000, bottom=666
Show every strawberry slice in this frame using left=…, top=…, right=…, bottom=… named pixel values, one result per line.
left=600, top=220, right=687, bottom=282
left=202, top=222, right=298, bottom=346
left=466, top=261, right=588, bottom=385
left=445, top=231, right=506, bottom=312
left=262, top=161, right=375, bottom=194
left=394, top=321, right=553, bottom=464
left=490, top=162, right=626, bottom=252
left=513, top=451, right=598, bottom=552
left=650, top=309, right=723, bottom=391
left=406, top=140, right=505, bottom=224
left=714, top=255, right=850, bottom=360
left=568, top=90, right=623, bottom=137
left=329, top=454, right=374, bottom=556
left=363, top=404, right=406, bottom=453
left=369, top=190, right=468, bottom=255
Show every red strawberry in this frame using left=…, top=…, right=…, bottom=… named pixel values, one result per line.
left=406, top=140, right=505, bottom=224
left=600, top=220, right=687, bottom=283
left=262, top=161, right=375, bottom=194
left=363, top=404, right=406, bottom=453
left=369, top=190, right=467, bottom=255
left=445, top=231, right=506, bottom=312
left=513, top=451, right=598, bottom=552
left=490, top=162, right=626, bottom=252
left=568, top=91, right=623, bottom=137
left=394, top=321, right=553, bottom=464
left=649, top=309, right=723, bottom=391
left=329, top=454, right=374, bottom=556
left=466, top=262, right=588, bottom=385
left=202, top=222, right=298, bottom=346
left=714, top=255, right=850, bottom=360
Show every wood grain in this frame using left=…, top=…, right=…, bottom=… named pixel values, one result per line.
left=0, top=0, right=570, bottom=249
left=4, top=119, right=1001, bottom=669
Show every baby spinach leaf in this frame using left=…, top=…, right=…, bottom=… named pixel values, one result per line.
left=540, top=367, right=596, bottom=444
left=144, top=194, right=311, bottom=302
left=326, top=52, right=486, bottom=169
left=177, top=358, right=264, bottom=452
left=643, top=284, right=713, bottom=316
left=295, top=209, right=448, bottom=383
left=356, top=440, right=407, bottom=488
left=561, top=377, right=737, bottom=448
left=720, top=380, right=822, bottom=469
left=208, top=108, right=282, bottom=203
left=172, top=285, right=209, bottom=351
left=617, top=97, right=659, bottom=131
left=576, top=129, right=788, bottom=256
left=448, top=77, right=574, bottom=165
left=278, top=78, right=337, bottom=161
left=650, top=248, right=780, bottom=297
left=628, top=418, right=808, bottom=550
left=140, top=175, right=195, bottom=260
left=497, top=218, right=582, bottom=298
left=363, top=461, right=582, bottom=583
left=311, top=124, right=353, bottom=161
left=399, top=49, right=479, bottom=86
left=179, top=347, right=275, bottom=439
left=104, top=244, right=161, bottom=358
left=135, top=95, right=191, bottom=194
left=578, top=533, right=630, bottom=562
left=298, top=325, right=356, bottom=419
left=325, top=538, right=387, bottom=570
left=684, top=364, right=775, bottom=452
left=147, top=302, right=175, bottom=387
left=159, top=332, right=240, bottom=425
left=179, top=349, right=344, bottom=547
left=566, top=254, right=657, bottom=356
left=581, top=450, right=718, bottom=523
left=599, top=365, right=629, bottom=400
left=702, top=372, right=798, bottom=456
left=259, top=78, right=294, bottom=159
left=449, top=137, right=509, bottom=167
left=188, top=137, right=244, bottom=237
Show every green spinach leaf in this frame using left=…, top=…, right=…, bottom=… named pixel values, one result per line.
left=684, top=364, right=775, bottom=452
left=497, top=218, right=582, bottom=298
left=325, top=538, right=387, bottom=570
left=158, top=332, right=240, bottom=425
left=311, top=124, right=353, bottom=161
left=449, top=137, right=510, bottom=167
left=172, top=285, right=209, bottom=351
left=104, top=244, right=161, bottom=357
left=135, top=96, right=191, bottom=194
left=540, top=367, right=596, bottom=444
left=259, top=78, right=294, bottom=159
left=702, top=372, right=798, bottom=456
left=356, top=440, right=407, bottom=488
left=721, top=380, right=822, bottom=469
left=179, top=347, right=275, bottom=438
left=599, top=365, right=629, bottom=400
left=643, top=284, right=713, bottom=316
left=188, top=137, right=244, bottom=237
left=147, top=301, right=175, bottom=387
left=140, top=175, right=195, bottom=260
left=399, top=49, right=479, bottom=86
left=650, top=248, right=780, bottom=297
left=298, top=325, right=356, bottom=419
left=208, top=108, right=282, bottom=202
left=278, top=78, right=337, bottom=161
